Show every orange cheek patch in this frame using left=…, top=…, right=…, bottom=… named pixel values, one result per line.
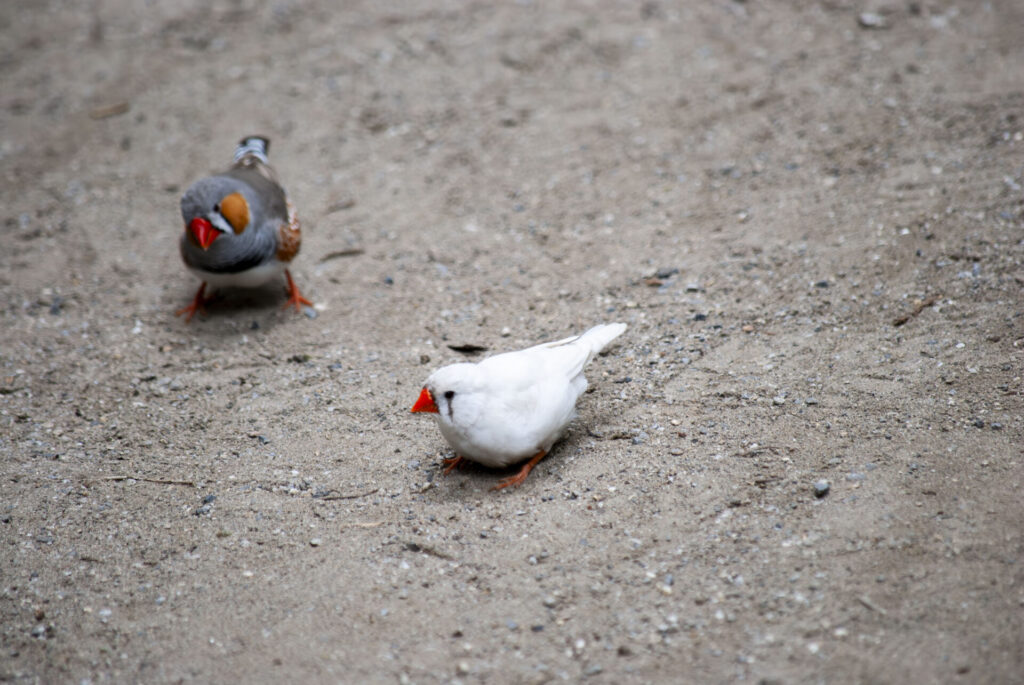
left=220, top=192, right=250, bottom=234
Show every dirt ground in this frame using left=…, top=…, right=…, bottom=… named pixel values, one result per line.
left=2, top=0, right=1023, bottom=682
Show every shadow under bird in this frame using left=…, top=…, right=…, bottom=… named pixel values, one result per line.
left=176, top=136, right=311, bottom=321
left=411, top=323, right=627, bottom=490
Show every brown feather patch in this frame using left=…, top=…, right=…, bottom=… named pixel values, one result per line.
left=276, top=198, right=302, bottom=263
left=220, top=192, right=250, bottom=234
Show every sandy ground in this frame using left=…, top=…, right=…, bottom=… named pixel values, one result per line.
left=2, top=1, right=1023, bottom=682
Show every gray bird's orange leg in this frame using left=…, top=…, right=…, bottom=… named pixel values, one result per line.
left=492, top=450, right=547, bottom=491
left=176, top=282, right=212, bottom=322
left=283, top=269, right=313, bottom=311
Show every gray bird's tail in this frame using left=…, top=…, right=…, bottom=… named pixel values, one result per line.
left=234, top=136, right=270, bottom=164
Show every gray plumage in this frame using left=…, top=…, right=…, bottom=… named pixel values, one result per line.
left=179, top=168, right=284, bottom=274
left=175, top=136, right=310, bottom=320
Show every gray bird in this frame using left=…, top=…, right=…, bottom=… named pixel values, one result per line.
left=177, top=136, right=310, bottom=321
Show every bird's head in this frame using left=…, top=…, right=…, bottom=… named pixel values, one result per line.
left=411, top=364, right=479, bottom=423
left=180, top=177, right=252, bottom=251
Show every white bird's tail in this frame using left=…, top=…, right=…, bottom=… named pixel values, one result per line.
left=533, top=322, right=627, bottom=377
left=574, top=322, right=627, bottom=364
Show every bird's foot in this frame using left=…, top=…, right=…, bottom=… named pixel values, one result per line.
left=176, top=283, right=212, bottom=322
left=441, top=455, right=466, bottom=475
left=491, top=450, right=547, bottom=491
left=283, top=269, right=312, bottom=312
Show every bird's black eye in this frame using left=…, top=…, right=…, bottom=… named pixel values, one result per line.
left=213, top=203, right=220, bottom=214
left=444, top=390, right=455, bottom=400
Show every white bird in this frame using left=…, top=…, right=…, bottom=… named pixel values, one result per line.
left=411, top=323, right=627, bottom=490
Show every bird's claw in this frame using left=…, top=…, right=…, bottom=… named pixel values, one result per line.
left=283, top=269, right=312, bottom=312
left=490, top=450, right=547, bottom=491
left=491, top=474, right=526, bottom=491
left=177, top=283, right=212, bottom=322
left=441, top=455, right=465, bottom=475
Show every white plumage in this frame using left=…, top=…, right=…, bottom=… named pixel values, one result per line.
left=411, top=323, right=626, bottom=489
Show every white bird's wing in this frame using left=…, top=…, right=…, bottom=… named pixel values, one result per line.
left=473, top=321, right=626, bottom=405
left=518, top=323, right=627, bottom=382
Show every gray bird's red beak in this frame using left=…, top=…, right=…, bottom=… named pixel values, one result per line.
left=411, top=387, right=439, bottom=413
left=189, top=217, right=220, bottom=250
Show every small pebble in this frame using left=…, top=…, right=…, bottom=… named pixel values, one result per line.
left=858, top=12, right=887, bottom=29
left=309, top=538, right=321, bottom=547
left=813, top=480, right=830, bottom=498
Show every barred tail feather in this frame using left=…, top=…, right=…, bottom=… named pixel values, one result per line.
left=234, top=136, right=270, bottom=164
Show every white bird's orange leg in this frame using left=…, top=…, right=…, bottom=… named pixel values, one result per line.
left=283, top=269, right=313, bottom=311
left=176, top=282, right=212, bottom=322
left=492, top=450, right=547, bottom=491
left=441, top=455, right=466, bottom=475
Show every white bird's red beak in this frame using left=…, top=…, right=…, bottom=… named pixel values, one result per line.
left=411, top=387, right=439, bottom=413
